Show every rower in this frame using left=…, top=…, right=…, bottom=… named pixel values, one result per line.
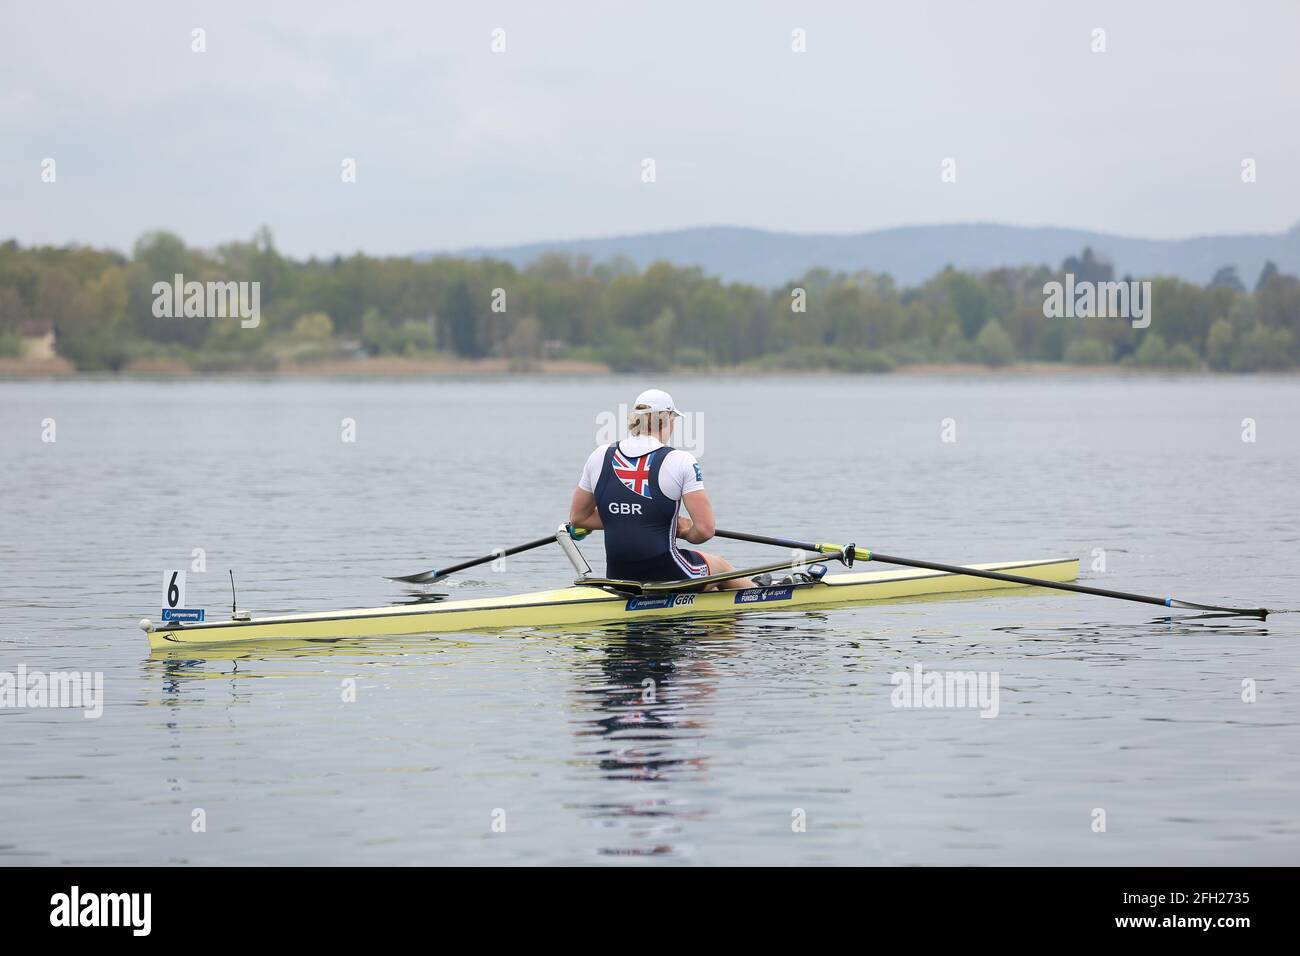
left=568, top=389, right=752, bottom=589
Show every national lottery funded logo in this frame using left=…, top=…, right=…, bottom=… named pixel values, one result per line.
left=734, top=586, right=795, bottom=604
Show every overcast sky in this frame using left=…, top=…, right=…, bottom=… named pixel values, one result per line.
left=3, top=0, right=1297, bottom=258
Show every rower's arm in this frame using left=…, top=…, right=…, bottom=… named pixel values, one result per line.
left=679, top=489, right=715, bottom=543
left=568, top=487, right=603, bottom=530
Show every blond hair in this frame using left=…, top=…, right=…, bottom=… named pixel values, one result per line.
left=627, top=408, right=676, bottom=437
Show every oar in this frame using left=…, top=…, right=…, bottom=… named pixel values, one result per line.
left=715, top=529, right=1269, bottom=619
left=389, top=534, right=560, bottom=584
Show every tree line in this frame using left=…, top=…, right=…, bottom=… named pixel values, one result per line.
left=1, top=229, right=1297, bottom=372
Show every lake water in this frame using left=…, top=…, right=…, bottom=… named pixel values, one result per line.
left=1, top=375, right=1297, bottom=865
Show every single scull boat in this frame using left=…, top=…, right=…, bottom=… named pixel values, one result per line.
left=141, top=556, right=1079, bottom=650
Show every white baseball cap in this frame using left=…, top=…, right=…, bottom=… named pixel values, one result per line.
left=634, top=388, right=683, bottom=416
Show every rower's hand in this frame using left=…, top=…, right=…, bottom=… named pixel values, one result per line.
left=566, top=523, right=591, bottom=541
left=676, top=516, right=693, bottom=538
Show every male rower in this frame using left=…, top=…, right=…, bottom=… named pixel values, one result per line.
left=569, top=389, right=752, bottom=588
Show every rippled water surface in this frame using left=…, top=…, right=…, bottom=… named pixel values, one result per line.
left=2, top=376, right=1297, bottom=864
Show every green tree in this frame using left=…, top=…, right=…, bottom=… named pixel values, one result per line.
left=395, top=320, right=437, bottom=354
left=1209, top=265, right=1245, bottom=292
left=1233, top=324, right=1294, bottom=371
left=292, top=312, right=334, bottom=340
left=936, top=268, right=994, bottom=339
left=1254, top=271, right=1300, bottom=358
left=1206, top=318, right=1234, bottom=371
left=360, top=307, right=393, bottom=354
left=441, top=275, right=481, bottom=357
left=132, top=231, right=190, bottom=281
left=1064, top=338, right=1110, bottom=364
left=0, top=286, right=25, bottom=334
left=974, top=318, right=1016, bottom=366
left=938, top=322, right=969, bottom=362
left=1255, top=260, right=1278, bottom=292
left=647, top=307, right=676, bottom=360
left=1131, top=333, right=1169, bottom=367
left=504, top=315, right=543, bottom=368
left=1061, top=247, right=1114, bottom=284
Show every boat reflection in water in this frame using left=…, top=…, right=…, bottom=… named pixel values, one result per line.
left=565, top=618, right=742, bottom=859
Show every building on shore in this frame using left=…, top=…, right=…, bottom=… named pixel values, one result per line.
left=19, top=321, right=57, bottom=360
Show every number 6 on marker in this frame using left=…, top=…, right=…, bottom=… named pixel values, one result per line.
left=162, top=570, right=187, bottom=610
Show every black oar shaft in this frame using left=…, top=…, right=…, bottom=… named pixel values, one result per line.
left=869, top=552, right=1163, bottom=608
left=867, top=552, right=1266, bottom=618
left=714, top=529, right=1267, bottom=619
left=437, top=534, right=558, bottom=575
left=390, top=534, right=557, bottom=584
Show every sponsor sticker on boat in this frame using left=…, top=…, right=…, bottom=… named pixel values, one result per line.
left=161, top=608, right=205, bottom=623
left=626, top=593, right=697, bottom=612
left=734, top=586, right=795, bottom=605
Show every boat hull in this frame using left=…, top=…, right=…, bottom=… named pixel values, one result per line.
left=142, top=558, right=1079, bottom=650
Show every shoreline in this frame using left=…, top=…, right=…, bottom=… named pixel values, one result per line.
left=1, top=355, right=1294, bottom=381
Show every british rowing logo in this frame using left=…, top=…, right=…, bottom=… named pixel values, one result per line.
left=612, top=449, right=653, bottom=497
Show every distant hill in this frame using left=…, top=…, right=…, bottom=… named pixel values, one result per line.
left=427, top=221, right=1300, bottom=288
